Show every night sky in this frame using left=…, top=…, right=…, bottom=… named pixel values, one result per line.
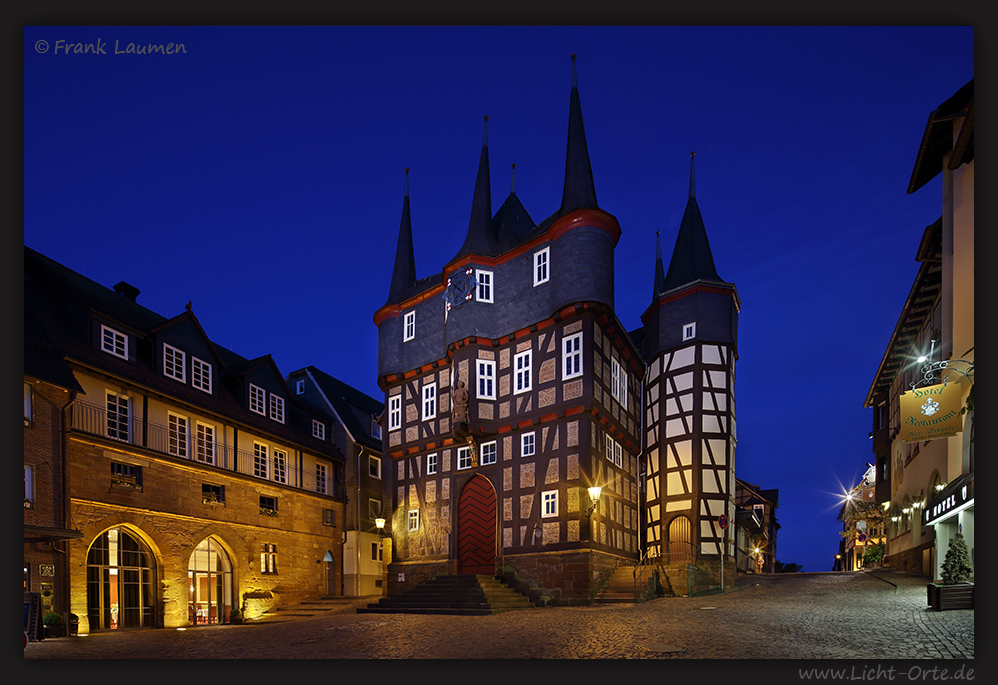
left=22, top=25, right=974, bottom=574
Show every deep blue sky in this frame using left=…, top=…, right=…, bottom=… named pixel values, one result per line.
left=23, top=25, right=974, bottom=574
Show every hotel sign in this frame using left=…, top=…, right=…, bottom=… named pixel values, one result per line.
left=900, top=382, right=964, bottom=442
left=924, top=476, right=973, bottom=527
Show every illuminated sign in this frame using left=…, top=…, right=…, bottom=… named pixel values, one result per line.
left=900, top=382, right=965, bottom=442
left=924, top=477, right=973, bottom=526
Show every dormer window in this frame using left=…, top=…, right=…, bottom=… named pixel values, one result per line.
left=312, top=419, right=325, bottom=440
left=163, top=344, right=186, bottom=382
left=101, top=324, right=128, bottom=359
left=533, top=247, right=550, bottom=286
left=295, top=378, right=305, bottom=395
left=403, top=311, right=415, bottom=342
left=269, top=395, right=285, bottom=423
left=249, top=384, right=266, bottom=415
left=192, top=357, right=212, bottom=393
left=682, top=322, right=696, bottom=341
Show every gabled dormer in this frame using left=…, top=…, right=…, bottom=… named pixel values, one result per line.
left=91, top=314, right=143, bottom=365
left=149, top=308, right=226, bottom=395
left=223, top=354, right=294, bottom=425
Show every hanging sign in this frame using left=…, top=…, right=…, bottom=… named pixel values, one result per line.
left=900, top=382, right=965, bottom=442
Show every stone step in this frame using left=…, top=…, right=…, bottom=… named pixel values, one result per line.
left=358, top=574, right=535, bottom=615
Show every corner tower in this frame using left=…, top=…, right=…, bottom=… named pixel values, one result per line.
left=640, top=152, right=740, bottom=576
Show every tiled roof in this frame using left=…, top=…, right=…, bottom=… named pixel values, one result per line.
left=303, top=365, right=383, bottom=450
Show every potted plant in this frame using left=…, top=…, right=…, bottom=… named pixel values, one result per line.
left=229, top=607, right=243, bottom=624
left=928, top=532, right=974, bottom=611
left=42, top=612, right=64, bottom=638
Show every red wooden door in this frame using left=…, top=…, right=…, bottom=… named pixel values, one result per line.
left=457, top=475, right=497, bottom=575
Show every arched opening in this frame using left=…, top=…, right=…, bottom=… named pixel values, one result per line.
left=86, top=527, right=156, bottom=630
left=456, top=475, right=497, bottom=575
left=667, top=515, right=693, bottom=563
left=187, top=537, right=233, bottom=625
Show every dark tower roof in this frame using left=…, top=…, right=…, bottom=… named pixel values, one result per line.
left=493, top=163, right=537, bottom=251
left=557, top=54, right=598, bottom=217
left=385, top=168, right=417, bottom=306
left=652, top=230, right=666, bottom=300
left=661, top=151, right=723, bottom=293
left=449, top=115, right=495, bottom=263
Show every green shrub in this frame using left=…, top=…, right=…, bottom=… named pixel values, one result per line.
left=43, top=612, right=64, bottom=626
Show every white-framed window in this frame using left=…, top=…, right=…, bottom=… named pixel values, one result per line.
left=273, top=449, right=287, bottom=484
left=371, top=417, right=382, bottom=440
left=24, top=465, right=33, bottom=504
left=481, top=440, right=497, bottom=465
left=476, top=269, right=493, bottom=303
left=295, top=378, right=305, bottom=395
left=254, top=442, right=269, bottom=479
left=683, top=322, right=696, bottom=341
left=371, top=541, right=383, bottom=562
left=542, top=490, right=558, bottom=517
left=606, top=434, right=615, bottom=464
left=611, top=357, right=627, bottom=409
left=408, top=509, right=420, bottom=532
left=563, top=332, right=582, bottom=379
left=249, top=384, right=266, bottom=415
left=514, top=350, right=532, bottom=394
left=168, top=412, right=188, bottom=458
left=369, top=455, right=382, bottom=479
left=614, top=441, right=623, bottom=468
left=422, top=383, right=437, bottom=421
left=106, top=391, right=130, bottom=442
left=192, top=357, right=212, bottom=393
left=521, top=432, right=535, bottom=457
left=312, top=419, right=326, bottom=440
left=533, top=247, right=550, bottom=286
left=24, top=382, right=32, bottom=424
left=388, top=395, right=402, bottom=431
left=269, top=394, right=285, bottom=423
left=163, top=344, right=186, bottom=382
left=477, top=359, right=496, bottom=400
left=403, top=310, right=415, bottom=342
left=457, top=445, right=472, bottom=470
left=316, top=463, right=327, bottom=494
left=369, top=498, right=383, bottom=518
left=427, top=453, right=438, bottom=475
left=100, top=324, right=127, bottom=359
left=195, top=422, right=215, bottom=465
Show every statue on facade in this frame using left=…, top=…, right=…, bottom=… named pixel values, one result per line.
left=453, top=380, right=470, bottom=425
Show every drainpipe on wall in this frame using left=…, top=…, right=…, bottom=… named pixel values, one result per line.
left=357, top=446, right=364, bottom=596
left=59, top=390, right=77, bottom=623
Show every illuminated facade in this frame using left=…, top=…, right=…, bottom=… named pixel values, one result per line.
left=24, top=247, right=349, bottom=632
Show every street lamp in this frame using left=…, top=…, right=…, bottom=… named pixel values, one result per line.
left=585, top=486, right=602, bottom=517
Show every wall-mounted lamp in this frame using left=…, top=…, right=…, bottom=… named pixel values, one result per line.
left=375, top=517, right=387, bottom=537
left=585, top=486, right=602, bottom=517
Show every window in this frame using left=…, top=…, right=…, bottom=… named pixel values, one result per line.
left=100, top=324, right=127, bottom=359
left=249, top=384, right=266, bottom=415
left=522, top=432, right=535, bottom=457
left=533, top=247, right=550, bottom=286
left=611, top=357, right=627, bottom=409
left=269, top=395, right=285, bottom=423
left=422, top=383, right=437, bottom=420
left=168, top=412, right=188, bottom=458
left=371, top=542, right=383, bottom=562
left=163, top=344, right=186, bottom=382
left=295, top=378, right=305, bottom=395
left=457, top=445, right=472, bottom=470
left=316, top=463, right=327, bottom=494
left=312, top=419, right=326, bottom=440
left=369, top=498, right=383, bottom=519
left=110, top=461, right=141, bottom=488
left=322, top=508, right=335, bottom=526
left=542, top=490, right=558, bottom=517
left=106, top=391, right=130, bottom=442
left=427, top=453, right=438, bottom=475
left=408, top=509, right=420, bottom=532
left=24, top=383, right=32, bottom=424
left=614, top=441, right=623, bottom=468
left=195, top=422, right=215, bottom=464
left=514, top=350, right=532, bottom=394
left=259, top=496, right=278, bottom=517
left=683, top=322, right=696, bottom=341
left=369, top=455, right=382, bottom=479
left=202, top=483, right=224, bottom=504
left=254, top=442, right=269, bottom=479
left=388, top=395, right=402, bottom=431
left=371, top=417, right=382, bottom=440
left=260, top=543, right=278, bottom=573
left=477, top=359, right=496, bottom=399
left=476, top=269, right=493, bottom=302
left=192, top=357, right=212, bottom=393
left=273, top=449, right=287, bottom=484
left=403, top=311, right=415, bottom=342
left=481, top=440, right=497, bottom=465
left=606, top=434, right=615, bottom=464
left=563, top=332, right=582, bottom=379
left=24, top=465, right=33, bottom=505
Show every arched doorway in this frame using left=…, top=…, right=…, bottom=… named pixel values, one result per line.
left=456, top=475, right=497, bottom=575
left=668, top=515, right=694, bottom=563
left=322, top=551, right=336, bottom=596
left=86, top=527, right=156, bottom=630
left=188, top=537, right=233, bottom=625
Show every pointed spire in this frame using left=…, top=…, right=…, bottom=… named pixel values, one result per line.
left=385, top=167, right=417, bottom=305
left=662, top=154, right=723, bottom=292
left=558, top=53, right=597, bottom=216
left=450, top=115, right=495, bottom=262
left=510, top=163, right=516, bottom=194
left=652, top=231, right=666, bottom=299
left=689, top=150, right=696, bottom=198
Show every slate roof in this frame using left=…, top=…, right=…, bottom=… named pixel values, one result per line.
left=24, top=245, right=343, bottom=462
left=448, top=117, right=496, bottom=265
left=301, top=365, right=384, bottom=451
left=384, top=169, right=417, bottom=307
left=908, top=79, right=974, bottom=194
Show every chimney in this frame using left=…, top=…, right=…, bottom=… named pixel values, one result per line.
left=113, top=281, right=140, bottom=302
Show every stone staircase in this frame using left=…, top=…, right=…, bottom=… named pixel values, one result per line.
left=594, top=564, right=660, bottom=604
left=357, top=574, right=536, bottom=615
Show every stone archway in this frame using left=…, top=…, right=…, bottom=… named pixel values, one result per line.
left=85, top=526, right=157, bottom=631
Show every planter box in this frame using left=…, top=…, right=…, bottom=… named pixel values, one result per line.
left=927, top=582, right=974, bottom=611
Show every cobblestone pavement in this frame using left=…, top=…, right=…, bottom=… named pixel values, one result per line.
left=24, top=571, right=974, bottom=661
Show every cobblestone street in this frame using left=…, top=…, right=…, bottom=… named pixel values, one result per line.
left=25, top=570, right=974, bottom=664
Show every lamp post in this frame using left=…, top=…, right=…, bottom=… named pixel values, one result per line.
left=375, top=518, right=391, bottom=598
